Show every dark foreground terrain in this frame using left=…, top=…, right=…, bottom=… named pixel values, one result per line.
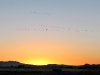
left=0, top=70, right=100, bottom=75
left=0, top=61, right=100, bottom=75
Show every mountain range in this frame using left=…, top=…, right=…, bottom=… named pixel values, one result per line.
left=0, top=61, right=23, bottom=67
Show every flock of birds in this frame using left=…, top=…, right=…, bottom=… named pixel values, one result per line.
left=13, top=11, right=99, bottom=33
left=31, top=12, right=51, bottom=15
left=13, top=24, right=99, bottom=33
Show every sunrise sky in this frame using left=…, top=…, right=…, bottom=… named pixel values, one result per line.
left=0, top=0, right=100, bottom=65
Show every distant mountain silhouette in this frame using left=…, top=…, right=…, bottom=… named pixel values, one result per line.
left=0, top=61, right=23, bottom=67
left=0, top=61, right=100, bottom=70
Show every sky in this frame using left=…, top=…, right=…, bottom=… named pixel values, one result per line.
left=0, top=0, right=100, bottom=65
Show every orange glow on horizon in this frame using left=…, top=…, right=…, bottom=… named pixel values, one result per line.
left=25, top=58, right=55, bottom=65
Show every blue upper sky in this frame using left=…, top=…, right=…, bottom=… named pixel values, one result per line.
left=0, top=0, right=100, bottom=29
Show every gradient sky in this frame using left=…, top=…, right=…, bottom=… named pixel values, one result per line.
left=0, top=0, right=100, bottom=65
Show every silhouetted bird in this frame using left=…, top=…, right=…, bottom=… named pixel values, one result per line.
left=46, top=29, right=48, bottom=31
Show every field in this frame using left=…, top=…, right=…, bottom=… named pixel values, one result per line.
left=0, top=68, right=100, bottom=75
